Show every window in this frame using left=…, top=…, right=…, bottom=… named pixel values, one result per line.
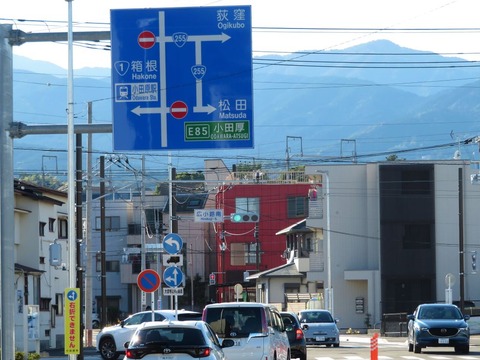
left=40, top=298, right=51, bottom=311
left=288, top=196, right=308, bottom=218
left=106, top=260, right=120, bottom=272
left=58, top=218, right=68, bottom=239
left=56, top=293, right=63, bottom=316
left=145, top=209, right=163, bottom=234
left=403, top=223, right=432, bottom=249
left=48, top=218, right=55, bottom=232
left=39, top=222, right=46, bottom=236
left=246, top=243, right=260, bottom=265
left=235, top=197, right=259, bottom=214
left=95, top=216, right=121, bottom=231
left=230, top=242, right=261, bottom=266
left=401, top=169, right=431, bottom=195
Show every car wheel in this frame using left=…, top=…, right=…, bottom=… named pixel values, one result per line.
left=325, top=344, right=331, bottom=348
left=455, top=345, right=469, bottom=354
left=333, top=343, right=339, bottom=348
left=99, top=337, right=119, bottom=360
left=299, top=353, right=307, bottom=360
left=408, top=341, right=413, bottom=352
left=413, top=339, right=421, bottom=354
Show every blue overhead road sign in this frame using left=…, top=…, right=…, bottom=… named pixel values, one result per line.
left=110, top=6, right=253, bottom=151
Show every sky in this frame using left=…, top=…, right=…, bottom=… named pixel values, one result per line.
left=2, top=0, right=480, bottom=70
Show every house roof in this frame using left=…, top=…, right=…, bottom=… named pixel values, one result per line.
left=15, top=263, right=45, bottom=275
left=275, top=218, right=310, bottom=235
left=246, top=261, right=304, bottom=280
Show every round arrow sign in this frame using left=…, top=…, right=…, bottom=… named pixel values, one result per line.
left=163, top=266, right=184, bottom=288
left=163, top=233, right=184, bottom=254
left=137, top=269, right=161, bottom=293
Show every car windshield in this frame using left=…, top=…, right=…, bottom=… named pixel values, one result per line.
left=418, top=306, right=463, bottom=320
left=130, top=327, right=206, bottom=347
left=299, top=311, right=334, bottom=323
left=205, top=307, right=263, bottom=338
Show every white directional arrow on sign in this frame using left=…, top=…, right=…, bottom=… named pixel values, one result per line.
left=131, top=106, right=169, bottom=116
left=165, top=237, right=181, bottom=251
left=193, top=104, right=216, bottom=114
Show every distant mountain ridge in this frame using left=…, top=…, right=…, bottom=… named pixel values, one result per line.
left=11, top=39, right=480, bottom=175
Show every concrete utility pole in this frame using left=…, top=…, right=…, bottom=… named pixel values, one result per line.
left=1, top=23, right=16, bottom=360
left=0, top=23, right=111, bottom=360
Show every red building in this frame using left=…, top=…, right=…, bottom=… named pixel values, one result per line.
left=213, top=181, right=312, bottom=302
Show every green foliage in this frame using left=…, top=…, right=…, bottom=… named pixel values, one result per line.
left=175, top=171, right=205, bottom=181
left=19, top=174, right=66, bottom=190
left=15, top=351, right=40, bottom=360
left=235, top=162, right=261, bottom=172
left=385, top=154, right=405, bottom=161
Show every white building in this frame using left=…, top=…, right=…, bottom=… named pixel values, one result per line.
left=252, top=161, right=480, bottom=332
left=13, top=179, right=70, bottom=351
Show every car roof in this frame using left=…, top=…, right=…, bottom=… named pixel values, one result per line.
left=418, top=303, right=458, bottom=308
left=299, top=309, right=332, bottom=313
left=204, top=302, right=277, bottom=309
left=138, top=320, right=204, bottom=330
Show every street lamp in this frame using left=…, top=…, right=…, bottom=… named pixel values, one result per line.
left=316, top=170, right=333, bottom=315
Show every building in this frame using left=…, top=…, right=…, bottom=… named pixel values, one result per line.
left=211, top=162, right=313, bottom=302
left=249, top=161, right=480, bottom=332
left=13, top=179, right=70, bottom=351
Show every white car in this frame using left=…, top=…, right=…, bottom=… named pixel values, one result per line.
left=124, top=321, right=234, bottom=360
left=202, top=302, right=290, bottom=360
left=96, top=309, right=202, bottom=360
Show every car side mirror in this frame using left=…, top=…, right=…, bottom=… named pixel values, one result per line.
left=302, top=324, right=309, bottom=330
left=120, top=320, right=125, bottom=328
left=124, top=341, right=130, bottom=349
left=407, top=314, right=414, bottom=321
left=464, top=315, right=470, bottom=320
left=222, top=339, right=235, bottom=348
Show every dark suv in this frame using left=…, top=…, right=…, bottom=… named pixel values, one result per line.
left=281, top=312, right=306, bottom=360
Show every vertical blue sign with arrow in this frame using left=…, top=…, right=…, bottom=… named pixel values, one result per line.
left=111, top=6, right=253, bottom=151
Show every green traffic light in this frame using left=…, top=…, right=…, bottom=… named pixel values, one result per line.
left=231, top=213, right=243, bottom=222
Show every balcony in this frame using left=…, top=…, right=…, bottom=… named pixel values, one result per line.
left=229, top=170, right=313, bottom=184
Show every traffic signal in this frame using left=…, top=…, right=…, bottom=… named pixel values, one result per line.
left=209, top=273, right=216, bottom=285
left=472, top=251, right=477, bottom=272
left=230, top=212, right=259, bottom=223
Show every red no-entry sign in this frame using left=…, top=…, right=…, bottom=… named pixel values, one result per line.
left=170, top=101, right=188, bottom=119
left=137, top=269, right=161, bottom=293
left=137, top=31, right=156, bottom=49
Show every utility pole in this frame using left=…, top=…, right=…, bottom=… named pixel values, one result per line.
left=459, top=167, right=465, bottom=310
left=100, top=156, right=107, bottom=328
left=0, top=24, right=111, bottom=358
left=0, top=23, right=16, bottom=360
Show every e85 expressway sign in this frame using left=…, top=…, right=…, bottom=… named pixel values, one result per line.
left=110, top=6, right=253, bottom=151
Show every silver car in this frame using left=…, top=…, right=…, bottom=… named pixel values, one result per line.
left=298, top=310, right=340, bottom=347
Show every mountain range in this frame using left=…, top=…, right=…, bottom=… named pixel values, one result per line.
left=11, top=39, right=480, bottom=178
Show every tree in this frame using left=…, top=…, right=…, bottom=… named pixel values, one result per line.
left=385, top=154, right=405, bottom=161
left=19, top=174, right=66, bottom=190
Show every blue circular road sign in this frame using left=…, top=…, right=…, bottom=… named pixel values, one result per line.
left=137, top=269, right=161, bottom=293
left=163, top=233, right=183, bottom=255
left=163, top=266, right=184, bottom=288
